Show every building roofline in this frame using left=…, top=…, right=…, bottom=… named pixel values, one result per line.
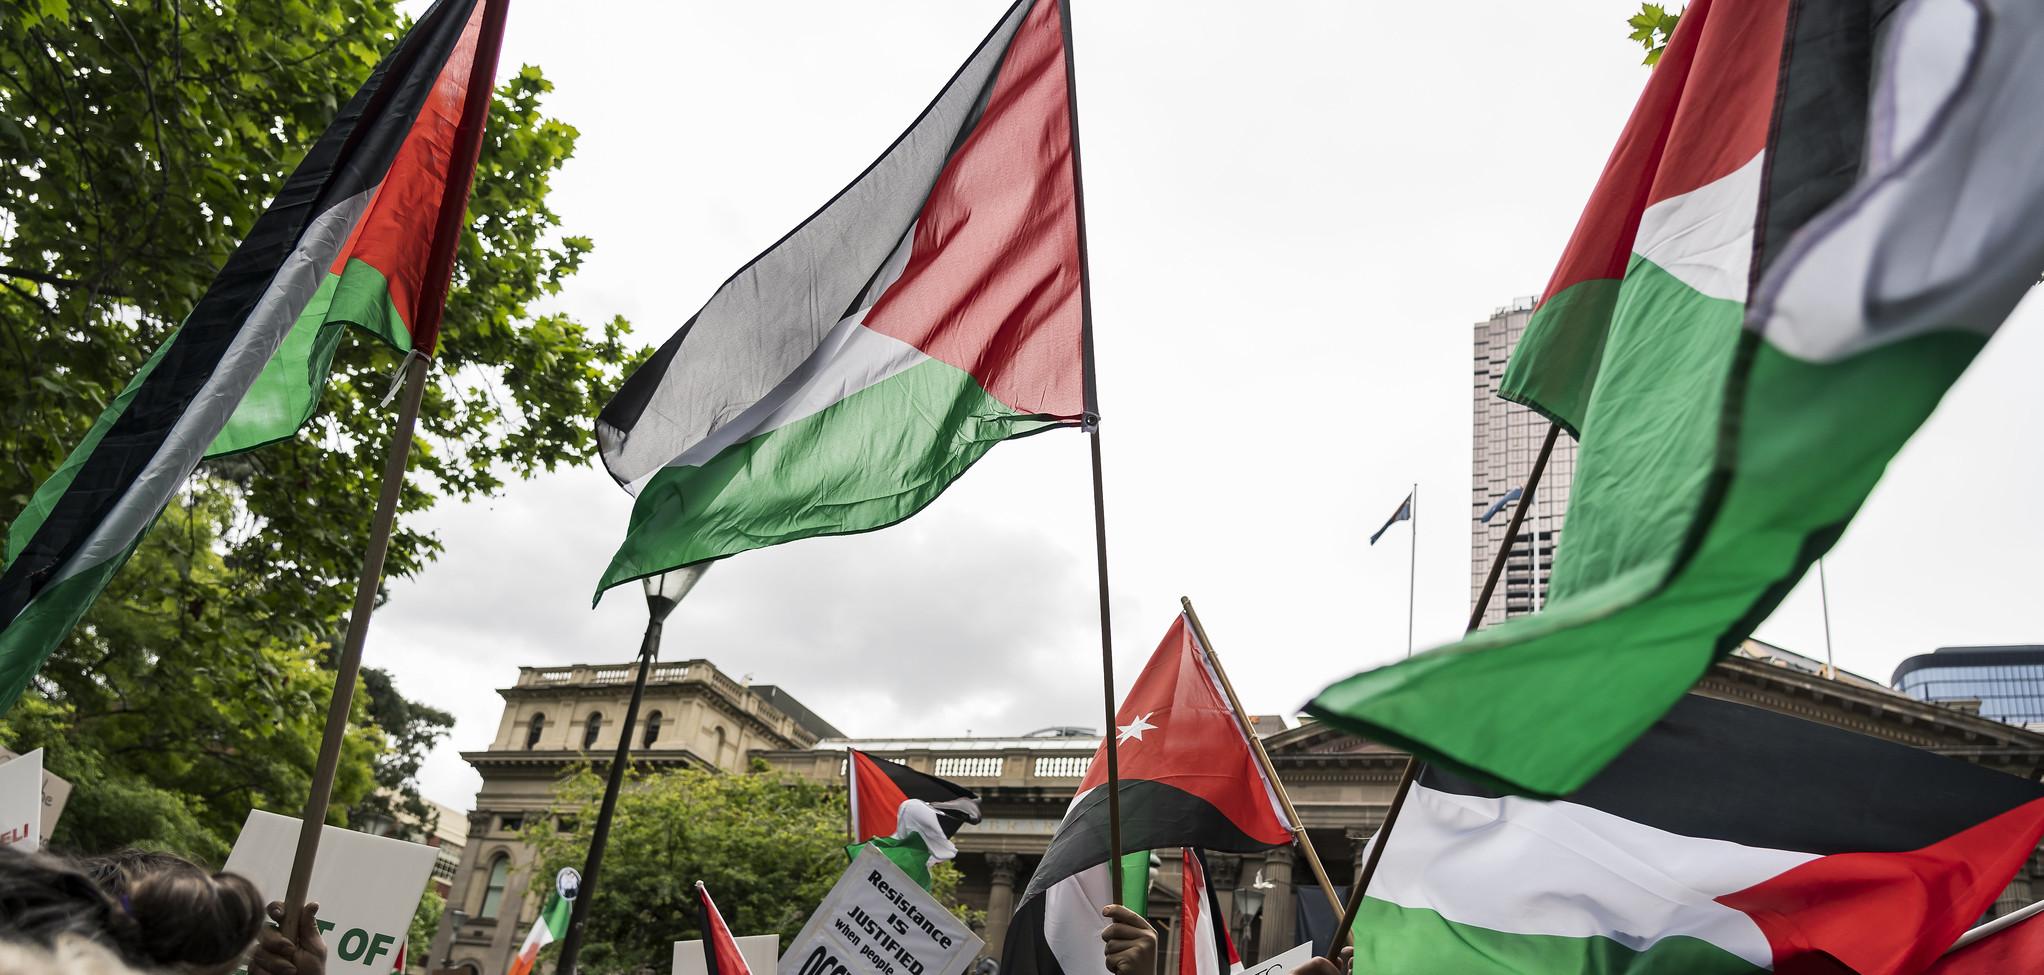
left=1892, top=646, right=2044, bottom=685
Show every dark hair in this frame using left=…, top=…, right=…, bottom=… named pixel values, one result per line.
left=78, top=849, right=265, bottom=969
left=0, top=845, right=136, bottom=953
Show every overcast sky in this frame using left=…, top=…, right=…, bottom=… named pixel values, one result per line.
left=375, top=0, right=2044, bottom=811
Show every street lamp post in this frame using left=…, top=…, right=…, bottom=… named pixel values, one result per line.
left=439, top=909, right=468, bottom=972
left=552, top=566, right=707, bottom=974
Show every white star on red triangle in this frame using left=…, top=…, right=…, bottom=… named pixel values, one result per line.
left=1117, top=712, right=1158, bottom=745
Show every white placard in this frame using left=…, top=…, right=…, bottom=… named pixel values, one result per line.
left=1233, top=943, right=1312, bottom=975
left=676, top=934, right=780, bottom=975
left=778, top=847, right=983, bottom=975
left=0, top=748, right=44, bottom=851
left=221, top=809, right=437, bottom=973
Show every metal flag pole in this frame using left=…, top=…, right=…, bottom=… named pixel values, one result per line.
left=1324, top=422, right=1560, bottom=962
left=1947, top=897, right=2044, bottom=954
left=1818, top=558, right=1836, bottom=679
left=1180, top=597, right=1343, bottom=913
left=281, top=0, right=509, bottom=935
left=1405, top=482, right=1418, bottom=657
left=554, top=567, right=706, bottom=975
left=1055, top=0, right=1124, bottom=901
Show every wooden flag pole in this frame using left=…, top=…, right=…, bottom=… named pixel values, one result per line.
left=281, top=0, right=509, bottom=935
left=1324, top=421, right=1560, bottom=961
left=1056, top=0, right=1124, bottom=902
left=1180, top=597, right=1342, bottom=914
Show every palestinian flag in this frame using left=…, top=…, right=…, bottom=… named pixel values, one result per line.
left=1001, top=614, right=1294, bottom=975
left=0, top=0, right=506, bottom=713
left=1349, top=695, right=2044, bottom=975
left=1927, top=903, right=2044, bottom=975
left=1310, top=0, right=2044, bottom=796
left=698, top=882, right=754, bottom=975
left=1177, top=850, right=1234, bottom=975
left=506, top=888, right=571, bottom=975
left=848, top=749, right=983, bottom=849
left=592, top=0, right=1088, bottom=596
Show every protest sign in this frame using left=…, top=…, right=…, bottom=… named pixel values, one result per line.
left=222, top=809, right=437, bottom=973
left=676, top=934, right=779, bottom=975
left=1233, top=943, right=1312, bottom=975
left=0, top=748, right=44, bottom=851
left=779, top=847, right=983, bottom=975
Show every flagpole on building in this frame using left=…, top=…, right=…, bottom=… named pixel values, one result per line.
left=1180, top=597, right=1343, bottom=914
left=279, top=0, right=509, bottom=935
left=1405, top=482, right=1418, bottom=657
left=1818, top=557, right=1836, bottom=679
left=1325, top=422, right=1560, bottom=961
left=1055, top=0, right=1125, bottom=902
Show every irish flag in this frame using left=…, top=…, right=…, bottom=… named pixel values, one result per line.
left=1351, top=695, right=2044, bottom=975
left=0, top=0, right=505, bottom=713
left=507, top=887, right=572, bottom=975
left=1311, top=0, right=2044, bottom=796
left=593, top=0, right=1087, bottom=595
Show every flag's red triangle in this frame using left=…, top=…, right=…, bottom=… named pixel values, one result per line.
left=849, top=749, right=913, bottom=843
left=1078, top=614, right=1293, bottom=846
left=698, top=882, right=752, bottom=975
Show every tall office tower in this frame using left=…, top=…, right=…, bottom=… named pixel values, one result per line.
left=1471, top=299, right=1579, bottom=630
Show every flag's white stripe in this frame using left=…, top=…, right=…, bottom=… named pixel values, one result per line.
left=1757, top=0, right=2044, bottom=363
left=1044, top=862, right=1114, bottom=975
left=49, top=190, right=373, bottom=589
left=1631, top=152, right=1763, bottom=304
left=1363, top=783, right=1813, bottom=967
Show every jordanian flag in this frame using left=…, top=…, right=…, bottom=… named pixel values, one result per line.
left=1001, top=615, right=1293, bottom=975
left=593, top=0, right=1087, bottom=595
left=1350, top=695, right=2044, bottom=975
left=507, top=887, right=572, bottom=975
left=1311, top=0, right=2044, bottom=796
left=0, top=0, right=505, bottom=712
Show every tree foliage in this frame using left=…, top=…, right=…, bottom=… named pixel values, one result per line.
left=0, top=0, right=633, bottom=859
left=1627, top=3, right=1683, bottom=66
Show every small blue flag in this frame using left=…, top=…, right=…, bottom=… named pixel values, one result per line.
left=1480, top=486, right=1524, bottom=524
left=1370, top=493, right=1413, bottom=545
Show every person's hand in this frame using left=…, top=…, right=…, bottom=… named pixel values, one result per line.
left=1100, top=904, right=1158, bottom=975
left=249, top=901, right=327, bottom=975
left=1289, top=947, right=1352, bottom=975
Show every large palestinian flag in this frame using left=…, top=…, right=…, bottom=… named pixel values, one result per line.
left=0, top=0, right=505, bottom=713
left=1350, top=695, right=2044, bottom=975
left=593, top=0, right=1087, bottom=596
left=1311, top=0, right=2044, bottom=796
left=1001, top=615, right=1293, bottom=975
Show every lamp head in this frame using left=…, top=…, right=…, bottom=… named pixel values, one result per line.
left=642, top=564, right=709, bottom=621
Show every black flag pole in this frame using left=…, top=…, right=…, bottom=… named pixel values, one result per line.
left=280, top=0, right=510, bottom=936
left=1055, top=0, right=1125, bottom=901
left=1326, top=421, right=1561, bottom=960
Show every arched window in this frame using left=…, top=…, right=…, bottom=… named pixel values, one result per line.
left=525, top=713, right=546, bottom=750
left=479, top=854, right=511, bottom=918
left=583, top=712, right=603, bottom=750
left=714, top=726, right=728, bottom=766
left=643, top=710, right=663, bottom=747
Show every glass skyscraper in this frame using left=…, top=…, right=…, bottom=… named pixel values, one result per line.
left=1892, top=646, right=2044, bottom=727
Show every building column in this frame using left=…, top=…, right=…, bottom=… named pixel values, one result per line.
left=1345, top=826, right=1374, bottom=887
left=1257, top=847, right=1296, bottom=963
left=984, top=853, right=1020, bottom=960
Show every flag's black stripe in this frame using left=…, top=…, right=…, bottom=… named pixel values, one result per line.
left=1195, top=849, right=1231, bottom=974
left=1423, top=694, right=2044, bottom=855
left=864, top=750, right=983, bottom=836
left=1022, top=780, right=1281, bottom=902
left=0, top=0, right=480, bottom=628
left=1000, top=891, right=1062, bottom=975
left=698, top=894, right=724, bottom=975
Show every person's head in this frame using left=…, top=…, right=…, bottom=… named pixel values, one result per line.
left=0, top=845, right=131, bottom=953
left=77, top=849, right=266, bottom=975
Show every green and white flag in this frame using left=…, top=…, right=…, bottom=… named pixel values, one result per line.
left=1312, top=0, right=2044, bottom=796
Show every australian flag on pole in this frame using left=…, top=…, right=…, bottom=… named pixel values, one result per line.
left=1370, top=493, right=1413, bottom=546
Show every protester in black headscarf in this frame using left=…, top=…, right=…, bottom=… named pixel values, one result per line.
left=0, top=844, right=270, bottom=974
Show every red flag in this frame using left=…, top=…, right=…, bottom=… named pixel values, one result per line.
left=697, top=881, right=752, bottom=975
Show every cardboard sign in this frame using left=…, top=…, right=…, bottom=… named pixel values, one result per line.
left=222, top=809, right=437, bottom=973
left=0, top=748, right=43, bottom=851
left=1233, top=943, right=1312, bottom=975
left=778, top=847, right=983, bottom=975
left=675, top=934, right=780, bottom=975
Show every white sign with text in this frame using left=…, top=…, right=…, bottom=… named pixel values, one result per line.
left=676, top=933, right=780, bottom=975
left=222, top=809, right=437, bottom=973
left=1233, top=943, right=1312, bottom=975
left=778, top=847, right=983, bottom=975
left=0, top=748, right=43, bottom=851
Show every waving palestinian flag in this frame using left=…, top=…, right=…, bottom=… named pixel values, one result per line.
left=0, top=0, right=505, bottom=713
left=1312, top=0, right=2044, bottom=796
left=849, top=749, right=983, bottom=847
left=1001, top=615, right=1293, bottom=975
left=593, top=0, right=1088, bottom=596
left=698, top=882, right=754, bottom=975
left=1351, top=695, right=2044, bottom=975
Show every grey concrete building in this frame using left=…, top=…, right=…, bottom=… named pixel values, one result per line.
left=1471, top=298, right=1578, bottom=628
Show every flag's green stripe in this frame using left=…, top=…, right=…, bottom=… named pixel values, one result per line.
left=1350, top=898, right=1763, bottom=975
left=542, top=890, right=572, bottom=937
left=1312, top=250, right=1987, bottom=797
left=1498, top=276, right=1624, bottom=438
left=1121, top=850, right=1151, bottom=915
left=210, top=258, right=411, bottom=457
left=0, top=541, right=137, bottom=712
left=597, top=356, right=1056, bottom=595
